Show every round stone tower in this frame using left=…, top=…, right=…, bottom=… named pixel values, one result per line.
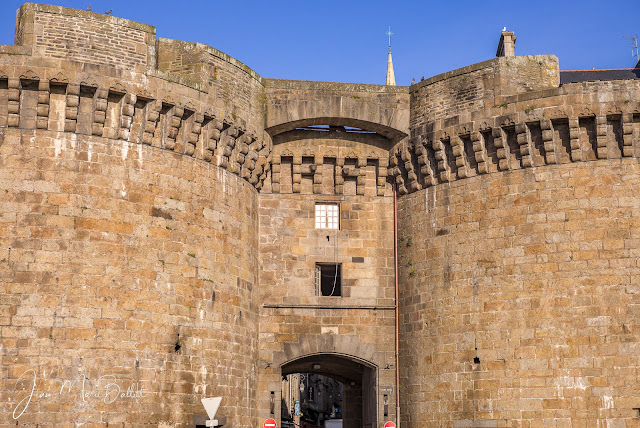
left=0, top=4, right=265, bottom=426
left=396, top=56, right=640, bottom=426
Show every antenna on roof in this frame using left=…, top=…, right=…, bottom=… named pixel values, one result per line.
left=623, top=35, right=639, bottom=63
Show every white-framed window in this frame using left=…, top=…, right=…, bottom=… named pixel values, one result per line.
left=315, top=203, right=339, bottom=229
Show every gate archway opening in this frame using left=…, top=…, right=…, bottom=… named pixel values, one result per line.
left=281, top=354, right=377, bottom=428
left=266, top=117, right=408, bottom=144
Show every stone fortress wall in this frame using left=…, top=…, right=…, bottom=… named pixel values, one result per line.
left=0, top=3, right=638, bottom=427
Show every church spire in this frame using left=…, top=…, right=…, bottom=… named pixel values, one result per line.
left=386, top=26, right=396, bottom=86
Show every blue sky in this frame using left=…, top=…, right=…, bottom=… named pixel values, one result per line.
left=1, top=1, right=638, bottom=85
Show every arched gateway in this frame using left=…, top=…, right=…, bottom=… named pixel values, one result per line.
left=281, top=354, right=377, bottom=428
left=257, top=77, right=406, bottom=425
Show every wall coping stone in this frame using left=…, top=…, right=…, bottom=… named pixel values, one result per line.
left=410, top=54, right=559, bottom=92
left=19, top=2, right=157, bottom=34
left=264, top=78, right=409, bottom=93
left=157, top=38, right=262, bottom=83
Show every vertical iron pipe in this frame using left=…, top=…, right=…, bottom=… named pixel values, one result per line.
left=393, top=183, right=400, bottom=427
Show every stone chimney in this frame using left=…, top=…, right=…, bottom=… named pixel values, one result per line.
left=496, top=28, right=516, bottom=57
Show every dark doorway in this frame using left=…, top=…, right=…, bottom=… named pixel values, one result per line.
left=281, top=354, right=376, bottom=428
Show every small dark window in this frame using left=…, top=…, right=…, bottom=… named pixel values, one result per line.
left=316, top=263, right=341, bottom=296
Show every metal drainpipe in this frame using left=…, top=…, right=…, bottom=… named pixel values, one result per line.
left=393, top=183, right=400, bottom=426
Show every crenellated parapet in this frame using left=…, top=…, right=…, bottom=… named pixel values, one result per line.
left=263, top=79, right=410, bottom=197
left=0, top=3, right=272, bottom=191
left=391, top=67, right=640, bottom=195
left=0, top=66, right=271, bottom=190
left=266, top=128, right=394, bottom=196
left=270, top=150, right=389, bottom=196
